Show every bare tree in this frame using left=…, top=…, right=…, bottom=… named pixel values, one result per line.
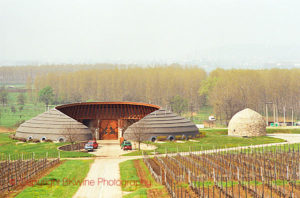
left=63, top=124, right=80, bottom=150
left=130, top=121, right=148, bottom=151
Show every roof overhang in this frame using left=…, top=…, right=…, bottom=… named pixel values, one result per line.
left=56, top=102, right=160, bottom=120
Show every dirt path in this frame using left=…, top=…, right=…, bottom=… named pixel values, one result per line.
left=0, top=127, right=14, bottom=133
left=73, top=141, right=142, bottom=198
left=267, top=133, right=300, bottom=143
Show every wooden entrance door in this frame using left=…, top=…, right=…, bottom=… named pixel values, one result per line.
left=99, top=120, right=118, bottom=140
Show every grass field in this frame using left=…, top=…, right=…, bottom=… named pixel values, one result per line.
left=267, top=128, right=300, bottom=134
left=120, top=159, right=168, bottom=198
left=120, top=160, right=140, bottom=191
left=0, top=133, right=93, bottom=158
left=183, top=105, right=212, bottom=124
left=0, top=92, right=56, bottom=128
left=123, top=129, right=287, bottom=156
left=15, top=160, right=94, bottom=198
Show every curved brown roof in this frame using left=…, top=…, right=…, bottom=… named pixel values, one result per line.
left=56, top=102, right=160, bottom=121
left=15, top=108, right=92, bottom=141
left=124, top=109, right=199, bottom=140
left=57, top=102, right=160, bottom=109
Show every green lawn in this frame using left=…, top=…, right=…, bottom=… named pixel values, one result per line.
left=0, top=92, right=56, bottom=128
left=16, top=160, right=94, bottom=198
left=267, top=128, right=300, bottom=134
left=123, top=129, right=286, bottom=156
left=120, top=160, right=140, bottom=191
left=183, top=105, right=212, bottom=124
left=0, top=133, right=93, bottom=158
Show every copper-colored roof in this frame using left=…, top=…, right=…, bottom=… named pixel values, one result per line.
left=56, top=101, right=160, bottom=109
left=56, top=102, right=160, bottom=120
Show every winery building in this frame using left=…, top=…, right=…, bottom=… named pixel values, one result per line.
left=16, top=102, right=199, bottom=142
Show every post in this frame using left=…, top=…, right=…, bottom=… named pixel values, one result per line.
left=266, top=103, right=268, bottom=126
left=292, top=107, right=294, bottom=126
left=284, top=106, right=286, bottom=125
left=273, top=103, right=275, bottom=125
left=276, top=104, right=279, bottom=123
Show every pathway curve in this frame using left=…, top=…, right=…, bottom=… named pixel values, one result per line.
left=73, top=134, right=300, bottom=198
left=267, top=133, right=300, bottom=143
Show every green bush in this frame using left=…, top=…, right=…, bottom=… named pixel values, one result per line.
left=156, top=136, right=167, bottom=141
left=175, top=135, right=182, bottom=140
left=194, top=131, right=206, bottom=138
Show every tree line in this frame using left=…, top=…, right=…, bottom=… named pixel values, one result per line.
left=24, top=66, right=300, bottom=125
left=0, top=63, right=123, bottom=84
left=201, top=68, right=300, bottom=124
left=33, top=66, right=207, bottom=111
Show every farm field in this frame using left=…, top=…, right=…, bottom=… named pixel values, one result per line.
left=144, top=144, right=300, bottom=197
left=0, top=152, right=60, bottom=195
left=120, top=159, right=169, bottom=198
left=15, top=159, right=94, bottom=198
left=0, top=133, right=93, bottom=158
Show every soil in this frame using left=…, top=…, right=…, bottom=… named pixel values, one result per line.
left=134, top=159, right=170, bottom=198
left=147, top=188, right=170, bottom=198
left=0, top=127, right=14, bottom=133
left=148, top=158, right=161, bottom=176
left=134, top=160, right=151, bottom=188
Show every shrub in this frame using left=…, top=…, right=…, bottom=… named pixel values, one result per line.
left=18, top=137, right=27, bottom=142
left=195, top=131, right=206, bottom=138
left=175, top=135, right=182, bottom=140
left=156, top=136, right=167, bottom=141
left=32, top=139, right=40, bottom=143
left=11, top=135, right=27, bottom=142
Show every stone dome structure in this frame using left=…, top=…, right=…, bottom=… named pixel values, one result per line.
left=124, top=109, right=199, bottom=141
left=15, top=108, right=92, bottom=142
left=228, top=108, right=266, bottom=137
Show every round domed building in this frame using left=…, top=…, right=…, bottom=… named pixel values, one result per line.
left=16, top=108, right=92, bottom=142
left=124, top=109, right=199, bottom=141
left=228, top=108, right=266, bottom=137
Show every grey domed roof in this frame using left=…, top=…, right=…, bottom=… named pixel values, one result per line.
left=228, top=108, right=266, bottom=137
left=124, top=109, right=198, bottom=140
left=15, top=108, right=92, bottom=141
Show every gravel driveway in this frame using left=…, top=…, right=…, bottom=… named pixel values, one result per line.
left=73, top=141, right=141, bottom=198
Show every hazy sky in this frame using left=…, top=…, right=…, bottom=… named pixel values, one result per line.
left=1, top=0, right=300, bottom=67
